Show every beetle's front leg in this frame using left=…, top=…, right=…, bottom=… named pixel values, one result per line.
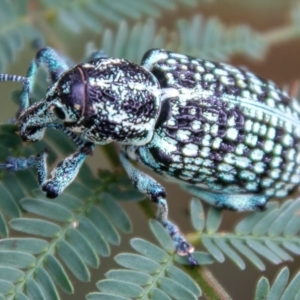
left=0, top=151, right=48, bottom=183
left=120, top=151, right=197, bottom=266
left=0, top=150, right=49, bottom=192
left=42, top=143, right=94, bottom=198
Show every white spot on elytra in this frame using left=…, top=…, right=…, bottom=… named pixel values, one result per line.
left=254, top=162, right=265, bottom=174
left=176, top=130, right=191, bottom=142
left=182, top=144, right=198, bottom=157
left=226, top=128, right=238, bottom=140
left=250, top=149, right=264, bottom=161
left=263, top=140, right=274, bottom=153
left=245, top=134, right=258, bottom=147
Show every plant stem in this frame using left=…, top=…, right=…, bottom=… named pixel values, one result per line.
left=185, top=266, right=232, bottom=300
left=264, top=25, right=300, bottom=45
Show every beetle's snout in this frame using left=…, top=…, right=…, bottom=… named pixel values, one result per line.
left=19, top=125, right=45, bottom=142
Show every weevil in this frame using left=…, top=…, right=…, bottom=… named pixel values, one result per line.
left=1, top=47, right=300, bottom=265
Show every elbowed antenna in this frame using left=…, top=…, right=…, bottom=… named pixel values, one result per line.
left=0, top=74, right=31, bottom=115
left=0, top=74, right=29, bottom=85
left=0, top=74, right=30, bottom=97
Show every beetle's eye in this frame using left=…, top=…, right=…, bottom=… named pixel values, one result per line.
left=54, top=107, right=66, bottom=120
left=22, top=127, right=39, bottom=140
left=26, top=127, right=37, bottom=135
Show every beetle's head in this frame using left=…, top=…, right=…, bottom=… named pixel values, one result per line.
left=17, top=66, right=87, bottom=142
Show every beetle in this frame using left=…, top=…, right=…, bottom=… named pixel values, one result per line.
left=1, top=47, right=300, bottom=265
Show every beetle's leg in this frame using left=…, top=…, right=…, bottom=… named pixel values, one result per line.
left=19, top=47, right=69, bottom=113
left=0, top=144, right=92, bottom=198
left=42, top=143, right=94, bottom=198
left=183, top=185, right=267, bottom=211
left=0, top=151, right=56, bottom=201
left=120, top=151, right=197, bottom=266
left=0, top=151, right=48, bottom=185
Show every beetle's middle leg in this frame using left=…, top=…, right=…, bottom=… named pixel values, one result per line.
left=120, top=151, right=197, bottom=265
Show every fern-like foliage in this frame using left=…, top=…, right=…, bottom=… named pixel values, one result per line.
left=0, top=185, right=132, bottom=299
left=175, top=15, right=266, bottom=61
left=1, top=1, right=300, bottom=299
left=95, top=17, right=267, bottom=64
left=255, top=267, right=300, bottom=300
left=189, top=198, right=300, bottom=271
left=38, top=0, right=200, bottom=34
left=94, top=8, right=300, bottom=64
left=0, top=0, right=41, bottom=72
left=2, top=1, right=300, bottom=73
left=87, top=220, right=213, bottom=300
left=0, top=122, right=147, bottom=299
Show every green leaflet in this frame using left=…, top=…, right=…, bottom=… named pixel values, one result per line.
left=38, top=0, right=199, bottom=34
left=88, top=220, right=202, bottom=300
left=0, top=238, right=48, bottom=254
left=149, top=219, right=175, bottom=254
left=44, top=254, right=73, bottom=294
left=255, top=267, right=300, bottom=300
left=0, top=187, right=134, bottom=299
left=57, top=240, right=90, bottom=282
left=190, top=198, right=205, bottom=232
left=0, top=251, right=35, bottom=269
left=0, top=267, right=24, bottom=283
left=105, top=270, right=152, bottom=287
left=35, top=267, right=60, bottom=300
left=192, top=198, right=300, bottom=270
left=0, top=0, right=39, bottom=72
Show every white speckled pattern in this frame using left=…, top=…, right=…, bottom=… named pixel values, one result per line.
left=125, top=49, right=300, bottom=202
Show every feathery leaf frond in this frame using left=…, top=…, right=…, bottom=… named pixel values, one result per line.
left=0, top=180, right=137, bottom=299
left=255, top=267, right=300, bottom=300
left=1, top=2, right=300, bottom=299
left=95, top=17, right=267, bottom=63
left=39, top=0, right=199, bottom=34
left=95, top=10, right=300, bottom=64
left=86, top=220, right=213, bottom=300
left=0, top=0, right=41, bottom=72
left=190, top=198, right=300, bottom=270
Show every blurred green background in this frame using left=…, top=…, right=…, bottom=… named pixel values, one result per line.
left=1, top=1, right=300, bottom=299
